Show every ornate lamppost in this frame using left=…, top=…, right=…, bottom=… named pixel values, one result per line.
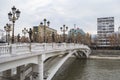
left=40, top=18, right=50, bottom=43
left=60, top=25, right=68, bottom=42
left=8, top=6, right=21, bottom=44
left=4, top=23, right=12, bottom=45
left=22, top=28, right=28, bottom=42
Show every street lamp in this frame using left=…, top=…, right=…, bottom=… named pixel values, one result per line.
left=8, top=6, right=21, bottom=43
left=40, top=18, right=50, bottom=43
left=22, top=28, right=28, bottom=42
left=60, top=25, right=68, bottom=42
left=4, top=23, right=12, bottom=45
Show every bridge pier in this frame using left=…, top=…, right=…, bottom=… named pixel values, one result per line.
left=17, top=66, right=21, bottom=80
left=19, top=65, right=25, bottom=80
left=38, top=55, right=44, bottom=80
left=2, top=69, right=11, bottom=80
left=32, top=55, right=44, bottom=80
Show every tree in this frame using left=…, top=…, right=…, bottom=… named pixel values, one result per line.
left=108, top=33, right=118, bottom=47
left=85, top=33, right=91, bottom=46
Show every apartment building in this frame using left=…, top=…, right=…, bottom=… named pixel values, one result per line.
left=97, top=17, right=114, bottom=47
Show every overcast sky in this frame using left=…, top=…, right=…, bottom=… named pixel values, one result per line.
left=0, top=0, right=120, bottom=36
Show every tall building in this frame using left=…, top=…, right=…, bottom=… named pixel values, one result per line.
left=97, top=17, right=114, bottom=47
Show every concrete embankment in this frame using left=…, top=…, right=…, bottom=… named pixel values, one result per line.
left=89, top=56, right=120, bottom=59
left=89, top=50, right=120, bottom=59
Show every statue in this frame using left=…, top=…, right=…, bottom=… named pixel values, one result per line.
left=17, top=34, right=20, bottom=42
left=52, top=32, right=55, bottom=42
left=28, top=28, right=33, bottom=42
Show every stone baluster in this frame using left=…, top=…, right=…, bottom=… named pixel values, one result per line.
left=0, top=45, right=11, bottom=56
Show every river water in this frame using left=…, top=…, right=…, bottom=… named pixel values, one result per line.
left=52, top=58, right=120, bottom=80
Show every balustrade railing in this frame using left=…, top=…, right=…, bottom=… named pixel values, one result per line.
left=0, top=45, right=11, bottom=56
left=15, top=43, right=30, bottom=54
left=0, top=43, right=89, bottom=58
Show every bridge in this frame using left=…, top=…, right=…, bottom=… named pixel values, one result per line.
left=0, top=43, right=91, bottom=80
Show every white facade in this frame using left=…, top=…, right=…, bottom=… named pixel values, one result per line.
left=97, top=17, right=114, bottom=46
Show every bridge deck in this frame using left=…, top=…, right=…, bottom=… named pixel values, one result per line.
left=0, top=43, right=91, bottom=78
left=0, top=43, right=90, bottom=63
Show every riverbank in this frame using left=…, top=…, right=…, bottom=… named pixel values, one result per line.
left=89, top=55, right=120, bottom=59
left=91, top=50, right=120, bottom=55
left=89, top=50, right=120, bottom=59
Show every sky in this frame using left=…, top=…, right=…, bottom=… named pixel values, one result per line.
left=0, top=0, right=120, bottom=36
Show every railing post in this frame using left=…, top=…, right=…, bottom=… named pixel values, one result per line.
left=43, top=43, right=46, bottom=50
left=51, top=43, right=53, bottom=50
left=63, top=43, right=66, bottom=49
left=29, top=43, right=31, bottom=52
left=11, top=44, right=16, bottom=55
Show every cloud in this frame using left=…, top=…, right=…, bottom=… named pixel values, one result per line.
left=0, top=0, right=120, bottom=36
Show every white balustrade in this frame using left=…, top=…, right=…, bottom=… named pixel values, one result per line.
left=31, top=43, right=45, bottom=52
left=46, top=43, right=53, bottom=50
left=15, top=43, right=30, bottom=54
left=0, top=43, right=90, bottom=58
left=0, top=45, right=11, bottom=57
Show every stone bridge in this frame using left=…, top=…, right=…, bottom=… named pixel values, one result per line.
left=0, top=43, right=91, bottom=80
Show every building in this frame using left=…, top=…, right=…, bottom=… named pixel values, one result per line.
left=33, top=25, right=57, bottom=43
left=68, top=28, right=85, bottom=36
left=68, top=28, right=85, bottom=43
left=97, top=17, right=114, bottom=47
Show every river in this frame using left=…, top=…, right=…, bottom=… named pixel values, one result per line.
left=52, top=58, right=120, bottom=80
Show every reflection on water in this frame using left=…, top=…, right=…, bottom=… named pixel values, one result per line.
left=52, top=58, right=120, bottom=80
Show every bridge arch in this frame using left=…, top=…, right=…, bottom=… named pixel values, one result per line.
left=74, top=50, right=87, bottom=58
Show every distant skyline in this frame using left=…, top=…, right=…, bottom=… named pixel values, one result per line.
left=0, top=0, right=120, bottom=36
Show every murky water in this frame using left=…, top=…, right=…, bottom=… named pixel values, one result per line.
left=52, top=58, right=120, bottom=80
